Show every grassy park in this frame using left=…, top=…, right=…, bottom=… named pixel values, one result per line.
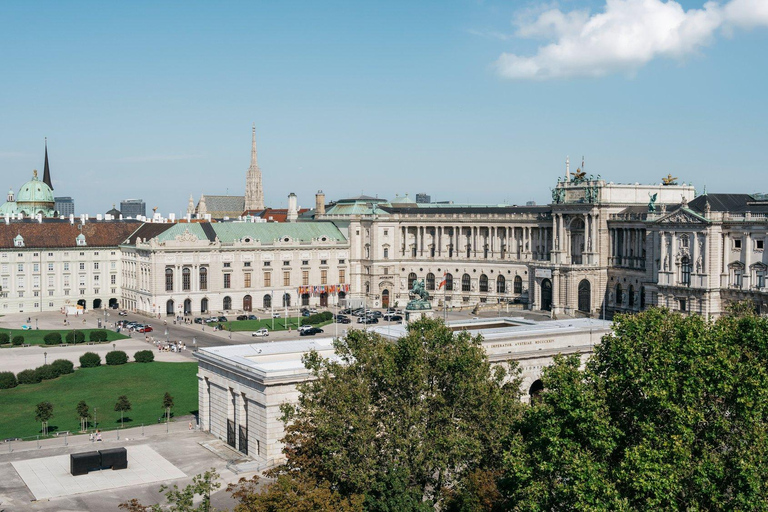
left=0, top=328, right=128, bottom=347
left=0, top=362, right=198, bottom=439
left=225, top=317, right=334, bottom=332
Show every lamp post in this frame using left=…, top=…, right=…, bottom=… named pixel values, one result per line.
left=44, top=351, right=47, bottom=365
left=35, top=318, right=38, bottom=330
left=112, top=343, right=115, bottom=352
left=192, top=337, right=196, bottom=352
left=165, top=328, right=169, bottom=344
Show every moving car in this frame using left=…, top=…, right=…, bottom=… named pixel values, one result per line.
left=252, top=329, right=269, bottom=337
left=118, top=310, right=128, bottom=316
left=138, top=325, right=153, bottom=333
left=299, top=327, right=324, bottom=336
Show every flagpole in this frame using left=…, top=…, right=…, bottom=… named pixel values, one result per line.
left=271, top=290, right=274, bottom=331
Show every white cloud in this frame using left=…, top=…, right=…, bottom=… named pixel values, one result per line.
left=495, top=0, right=768, bottom=80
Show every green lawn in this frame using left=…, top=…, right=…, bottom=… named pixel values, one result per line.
left=0, top=328, right=128, bottom=347
left=226, top=318, right=334, bottom=332
left=0, top=362, right=198, bottom=439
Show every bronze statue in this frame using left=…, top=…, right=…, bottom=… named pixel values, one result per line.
left=662, top=174, right=678, bottom=186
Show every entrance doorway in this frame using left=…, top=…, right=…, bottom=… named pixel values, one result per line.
left=166, top=300, right=174, bottom=316
left=320, top=293, right=328, bottom=307
left=184, top=299, right=192, bottom=315
left=108, top=298, right=118, bottom=309
left=93, top=299, right=102, bottom=309
left=382, top=289, right=390, bottom=309
left=77, top=299, right=87, bottom=311
left=243, top=295, right=252, bottom=312
left=541, top=279, right=552, bottom=311
left=577, top=280, right=591, bottom=313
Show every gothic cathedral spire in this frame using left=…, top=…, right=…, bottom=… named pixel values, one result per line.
left=43, top=138, right=53, bottom=190
left=244, top=123, right=265, bottom=211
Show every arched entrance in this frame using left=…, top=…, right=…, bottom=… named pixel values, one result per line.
left=166, top=299, right=174, bottom=315
left=183, top=299, right=192, bottom=315
left=408, top=272, right=417, bottom=290
left=578, top=279, right=591, bottom=313
left=382, top=289, right=390, bottom=309
left=529, top=380, right=544, bottom=404
left=570, top=218, right=585, bottom=264
left=320, top=292, right=328, bottom=307
left=108, top=298, right=118, bottom=309
left=540, top=279, right=552, bottom=311
left=301, top=293, right=310, bottom=306
left=282, top=293, right=291, bottom=307
left=93, top=298, right=102, bottom=309
left=201, top=298, right=209, bottom=313
left=263, top=294, right=272, bottom=309
left=243, top=295, right=252, bottom=311
left=223, top=296, right=232, bottom=310
left=77, top=299, right=87, bottom=311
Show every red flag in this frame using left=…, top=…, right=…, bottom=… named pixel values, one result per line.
left=438, top=272, right=447, bottom=289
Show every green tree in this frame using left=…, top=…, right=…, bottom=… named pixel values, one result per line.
left=163, top=392, right=174, bottom=422
left=228, top=474, right=365, bottom=512
left=272, top=317, right=522, bottom=509
left=114, top=395, right=132, bottom=426
left=76, top=400, right=91, bottom=432
left=35, top=401, right=54, bottom=436
left=500, top=306, right=768, bottom=510
left=119, top=469, right=221, bottom=512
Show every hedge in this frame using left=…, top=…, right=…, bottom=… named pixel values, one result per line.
left=17, top=369, right=42, bottom=385
left=51, top=359, right=75, bottom=376
left=134, top=350, right=155, bottom=363
left=43, top=332, right=62, bottom=346
left=105, top=350, right=128, bottom=366
left=35, top=364, right=59, bottom=381
left=305, top=311, right=334, bottom=324
left=0, top=333, right=9, bottom=344
left=66, top=331, right=86, bottom=344
left=12, top=335, right=24, bottom=346
left=90, top=330, right=108, bottom=342
left=79, top=352, right=101, bottom=368
left=0, top=371, right=18, bottom=389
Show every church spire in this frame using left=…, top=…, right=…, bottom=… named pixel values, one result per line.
left=43, top=138, right=53, bottom=190
left=244, top=123, right=265, bottom=211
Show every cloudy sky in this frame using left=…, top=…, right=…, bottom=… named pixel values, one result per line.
left=1, top=0, right=767, bottom=215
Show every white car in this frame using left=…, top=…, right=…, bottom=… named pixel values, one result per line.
left=271, top=312, right=281, bottom=318
left=252, top=329, right=269, bottom=337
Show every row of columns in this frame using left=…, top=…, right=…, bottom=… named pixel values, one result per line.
left=552, top=212, right=599, bottom=263
left=611, top=227, right=645, bottom=268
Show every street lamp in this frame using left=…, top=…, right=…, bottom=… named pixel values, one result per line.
left=44, top=351, right=47, bottom=365
left=35, top=318, right=38, bottom=330
left=192, top=337, right=196, bottom=352
left=112, top=343, right=115, bottom=351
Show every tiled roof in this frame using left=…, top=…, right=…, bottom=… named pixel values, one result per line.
left=242, top=208, right=311, bottom=222
left=0, top=220, right=141, bottom=249
left=199, top=195, right=245, bottom=218
left=124, top=223, right=176, bottom=244
left=151, top=221, right=347, bottom=244
left=688, top=194, right=755, bottom=212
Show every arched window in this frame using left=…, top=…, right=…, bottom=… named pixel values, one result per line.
left=615, top=284, right=622, bottom=305
left=408, top=272, right=417, bottom=290
left=479, top=274, right=488, bottom=292
left=199, top=267, right=208, bottom=291
left=514, top=275, right=523, bottom=294
left=445, top=273, right=454, bottom=291
left=628, top=285, right=635, bottom=307
left=263, top=294, right=272, bottom=309
left=578, top=279, right=590, bottom=312
left=283, top=293, right=291, bottom=307
left=165, top=268, right=173, bottom=292
left=461, top=273, right=471, bottom=292
left=201, top=297, right=209, bottom=313
left=383, top=247, right=389, bottom=259
left=681, top=256, right=691, bottom=286
left=426, top=273, right=435, bottom=291
left=529, top=380, right=544, bottom=404
left=223, top=296, right=232, bottom=310
left=497, top=275, right=506, bottom=294
left=182, top=267, right=191, bottom=291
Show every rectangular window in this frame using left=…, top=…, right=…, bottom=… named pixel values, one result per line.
left=734, top=239, right=742, bottom=250
left=302, top=271, right=309, bottom=286
left=64, top=290, right=69, bottom=295
left=264, top=272, right=271, bottom=287
left=79, top=275, right=86, bottom=287
left=383, top=230, right=388, bottom=236
left=33, top=276, right=40, bottom=288
left=339, top=269, right=346, bottom=284
left=301, top=260, right=309, bottom=266
left=223, top=273, right=231, bottom=288
left=244, top=261, right=251, bottom=267
left=339, top=259, right=345, bottom=264
left=110, top=262, right=116, bottom=269
left=263, top=261, right=271, bottom=267
left=93, top=262, right=99, bottom=270
left=64, top=262, right=69, bottom=271
left=17, top=263, right=23, bottom=272
left=63, top=276, right=70, bottom=287
left=48, top=263, right=54, bottom=271
left=17, top=276, right=25, bottom=289
left=757, top=239, right=765, bottom=250
left=79, top=262, right=85, bottom=270
left=33, top=263, right=39, bottom=272
left=200, top=268, right=208, bottom=290
left=48, top=252, right=53, bottom=257
left=321, top=270, right=328, bottom=285
left=49, top=291, right=54, bottom=296
left=110, top=274, right=116, bottom=285
left=284, top=271, right=291, bottom=286
left=182, top=269, right=191, bottom=291
left=244, top=273, right=251, bottom=288
left=283, top=261, right=290, bottom=266
left=48, top=275, right=54, bottom=287
left=224, top=262, right=231, bottom=268
left=320, top=259, right=328, bottom=265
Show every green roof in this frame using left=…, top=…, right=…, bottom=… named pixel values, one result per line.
left=153, top=221, right=346, bottom=244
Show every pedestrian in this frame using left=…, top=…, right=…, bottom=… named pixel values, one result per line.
left=89, top=432, right=94, bottom=442
left=188, top=421, right=193, bottom=430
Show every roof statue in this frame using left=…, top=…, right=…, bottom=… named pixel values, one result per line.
left=648, top=192, right=657, bottom=213
left=662, top=174, right=678, bottom=186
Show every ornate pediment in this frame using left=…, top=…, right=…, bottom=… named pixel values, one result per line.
left=174, top=228, right=199, bottom=243
left=656, top=208, right=709, bottom=226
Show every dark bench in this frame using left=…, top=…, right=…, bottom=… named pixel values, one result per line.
left=70, top=447, right=128, bottom=475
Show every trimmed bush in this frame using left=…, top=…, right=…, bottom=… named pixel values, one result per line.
left=35, top=364, right=59, bottom=381
left=105, top=350, right=128, bottom=366
left=51, top=359, right=75, bottom=376
left=134, top=350, right=155, bottom=363
left=65, top=331, right=86, bottom=344
left=0, top=333, right=9, bottom=344
left=17, top=369, right=42, bottom=385
left=90, top=330, right=108, bottom=342
left=12, top=335, right=24, bottom=346
left=43, top=332, right=62, bottom=346
left=79, top=352, right=101, bottom=368
left=305, top=311, right=334, bottom=325
left=0, top=371, right=18, bottom=389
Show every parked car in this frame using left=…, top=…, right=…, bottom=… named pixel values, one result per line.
left=357, top=317, right=378, bottom=324
left=383, top=313, right=397, bottom=320
left=252, top=328, right=269, bottom=337
left=247, top=314, right=259, bottom=320
left=301, top=311, right=311, bottom=317
left=299, top=327, right=324, bottom=336
left=118, top=310, right=128, bottom=316
left=194, top=317, right=203, bottom=324
left=352, top=308, right=365, bottom=316
left=309, top=308, right=318, bottom=314
left=298, top=324, right=313, bottom=332
left=218, top=316, right=228, bottom=322
left=236, top=315, right=248, bottom=321
left=369, top=311, right=383, bottom=318
left=336, top=316, right=351, bottom=324
left=205, top=317, right=218, bottom=323
left=388, top=315, right=403, bottom=322
left=272, top=312, right=281, bottom=318
left=340, top=308, right=352, bottom=315
left=138, top=325, right=153, bottom=333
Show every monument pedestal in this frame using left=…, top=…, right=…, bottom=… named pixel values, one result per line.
left=405, top=307, right=433, bottom=323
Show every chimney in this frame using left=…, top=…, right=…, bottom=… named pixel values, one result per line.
left=315, top=190, right=326, bottom=215
left=287, top=193, right=298, bottom=222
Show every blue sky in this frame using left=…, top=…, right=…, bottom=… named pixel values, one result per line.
left=1, top=0, right=767, bottom=215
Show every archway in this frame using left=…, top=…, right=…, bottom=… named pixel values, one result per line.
left=320, top=292, right=328, bottom=307
left=570, top=217, right=585, bottom=264
left=108, top=298, right=119, bottom=309
left=479, top=274, right=489, bottom=292
left=514, top=275, right=523, bottom=294
left=301, top=293, right=310, bottom=306
left=529, top=379, right=544, bottom=404
left=243, top=295, right=252, bottom=311
left=426, top=273, right=435, bottom=291
left=408, top=272, right=417, bottom=290
left=496, top=275, right=506, bottom=294
left=201, top=298, right=209, bottom=313
left=184, top=299, right=192, bottom=315
left=282, top=293, right=291, bottom=308
left=77, top=299, right=87, bottom=310
left=382, top=289, right=390, bottom=308
left=578, top=279, right=591, bottom=313
left=223, top=296, right=232, bottom=310
left=541, top=279, right=552, bottom=311
left=93, top=298, right=102, bottom=309
left=166, top=299, right=174, bottom=316
left=263, top=294, right=272, bottom=309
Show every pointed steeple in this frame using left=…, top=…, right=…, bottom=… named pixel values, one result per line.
left=244, top=123, right=265, bottom=211
left=43, top=138, right=53, bottom=190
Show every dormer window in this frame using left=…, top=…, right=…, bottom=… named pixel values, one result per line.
left=13, top=235, right=24, bottom=247
left=76, top=234, right=86, bottom=247
left=243, top=237, right=252, bottom=243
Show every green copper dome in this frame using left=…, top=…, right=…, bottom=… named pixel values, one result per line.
left=17, top=171, right=54, bottom=204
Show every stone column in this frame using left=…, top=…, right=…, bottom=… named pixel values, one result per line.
left=744, top=231, right=752, bottom=288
